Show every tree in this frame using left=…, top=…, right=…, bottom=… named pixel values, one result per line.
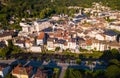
left=109, top=59, right=120, bottom=66
left=93, top=70, right=105, bottom=78
left=105, top=65, right=120, bottom=78
left=55, top=47, right=60, bottom=51
left=4, top=73, right=16, bottom=78
left=64, top=68, right=82, bottom=78
left=0, top=47, right=9, bottom=58
left=76, top=58, right=81, bottom=64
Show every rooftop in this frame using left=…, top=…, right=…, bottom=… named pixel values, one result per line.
left=37, top=32, right=45, bottom=39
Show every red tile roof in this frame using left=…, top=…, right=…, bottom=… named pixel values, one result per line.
left=25, top=39, right=31, bottom=43
left=86, top=39, right=92, bottom=45
left=12, top=65, right=33, bottom=76
left=37, top=32, right=45, bottom=39
left=34, top=68, right=47, bottom=78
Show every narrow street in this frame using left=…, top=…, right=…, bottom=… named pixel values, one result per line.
left=59, top=66, right=67, bottom=78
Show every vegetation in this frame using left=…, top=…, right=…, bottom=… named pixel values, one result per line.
left=1, top=0, right=120, bottom=30
left=53, top=68, right=60, bottom=78
left=0, top=40, right=23, bottom=59
left=55, top=47, right=60, bottom=51
left=64, top=62, right=120, bottom=78
left=100, top=48, right=120, bottom=60
left=4, top=73, right=16, bottom=78
left=64, top=48, right=120, bottom=78
left=76, top=58, right=81, bottom=64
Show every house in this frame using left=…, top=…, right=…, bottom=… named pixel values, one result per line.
left=33, top=19, right=52, bottom=32
left=68, top=38, right=77, bottom=50
left=95, top=34, right=105, bottom=41
left=56, top=39, right=66, bottom=50
left=108, top=41, right=120, bottom=50
left=19, top=22, right=34, bottom=33
left=48, top=32, right=54, bottom=38
left=12, top=64, right=33, bottom=78
left=104, top=30, right=118, bottom=41
left=85, top=39, right=92, bottom=50
left=33, top=68, right=47, bottom=78
left=107, top=22, right=120, bottom=31
left=0, top=30, right=14, bottom=41
left=37, top=32, right=46, bottom=46
left=24, top=39, right=32, bottom=49
left=47, top=38, right=55, bottom=50
left=0, top=64, right=12, bottom=78
left=14, top=40, right=25, bottom=48
left=30, top=46, right=41, bottom=52
left=80, top=39, right=92, bottom=51
left=91, top=40, right=108, bottom=51
left=20, top=19, right=52, bottom=33
left=51, top=15, right=60, bottom=21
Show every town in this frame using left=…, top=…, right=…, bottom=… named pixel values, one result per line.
left=0, top=2, right=120, bottom=78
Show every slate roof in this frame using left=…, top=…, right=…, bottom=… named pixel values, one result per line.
left=0, top=30, right=14, bottom=37
left=104, top=30, right=118, bottom=36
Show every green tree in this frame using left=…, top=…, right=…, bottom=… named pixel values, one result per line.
left=0, top=47, right=9, bottom=58
left=76, top=58, right=81, bottom=64
left=4, top=73, right=16, bottom=78
left=109, top=59, right=120, bottom=66
left=93, top=70, right=105, bottom=78
left=105, top=65, right=120, bottom=78
left=64, top=68, right=82, bottom=78
left=55, top=47, right=60, bottom=51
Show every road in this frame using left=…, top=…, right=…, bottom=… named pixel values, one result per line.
left=0, top=59, right=106, bottom=78
left=0, top=59, right=82, bottom=78
left=0, top=59, right=15, bottom=64
left=43, top=62, right=78, bottom=78
left=59, top=66, right=67, bottom=78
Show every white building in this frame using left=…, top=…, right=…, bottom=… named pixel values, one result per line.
left=36, top=32, right=45, bottom=46
left=30, top=46, right=41, bottom=52
left=107, top=21, right=120, bottom=31
left=20, top=19, right=52, bottom=33
left=47, top=38, right=55, bottom=50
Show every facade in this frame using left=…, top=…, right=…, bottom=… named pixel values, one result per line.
left=37, top=32, right=46, bottom=46
left=12, top=65, right=33, bottom=78
left=0, top=31, right=14, bottom=41
left=30, top=46, right=41, bottom=52
left=33, top=68, right=47, bottom=78
left=20, top=19, right=52, bottom=33
left=14, top=40, right=25, bottom=48
left=0, top=64, right=11, bottom=78
left=47, top=38, right=55, bottom=50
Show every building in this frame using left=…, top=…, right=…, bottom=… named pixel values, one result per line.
left=12, top=65, right=33, bottom=78
left=14, top=40, right=25, bottom=48
left=47, top=38, right=55, bottom=50
left=91, top=40, right=108, bottom=51
left=30, top=46, right=41, bottom=52
left=20, top=19, right=52, bottom=33
left=0, top=64, right=12, bottom=78
left=33, top=68, right=47, bottom=78
left=0, top=30, right=14, bottom=41
left=104, top=30, right=118, bottom=41
left=107, top=22, right=120, bottom=32
left=37, top=32, right=46, bottom=46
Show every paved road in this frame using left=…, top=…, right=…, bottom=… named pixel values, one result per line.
left=0, top=60, right=93, bottom=78
left=59, top=65, right=68, bottom=78
left=43, top=62, right=78, bottom=78
left=0, top=59, right=15, bottom=64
